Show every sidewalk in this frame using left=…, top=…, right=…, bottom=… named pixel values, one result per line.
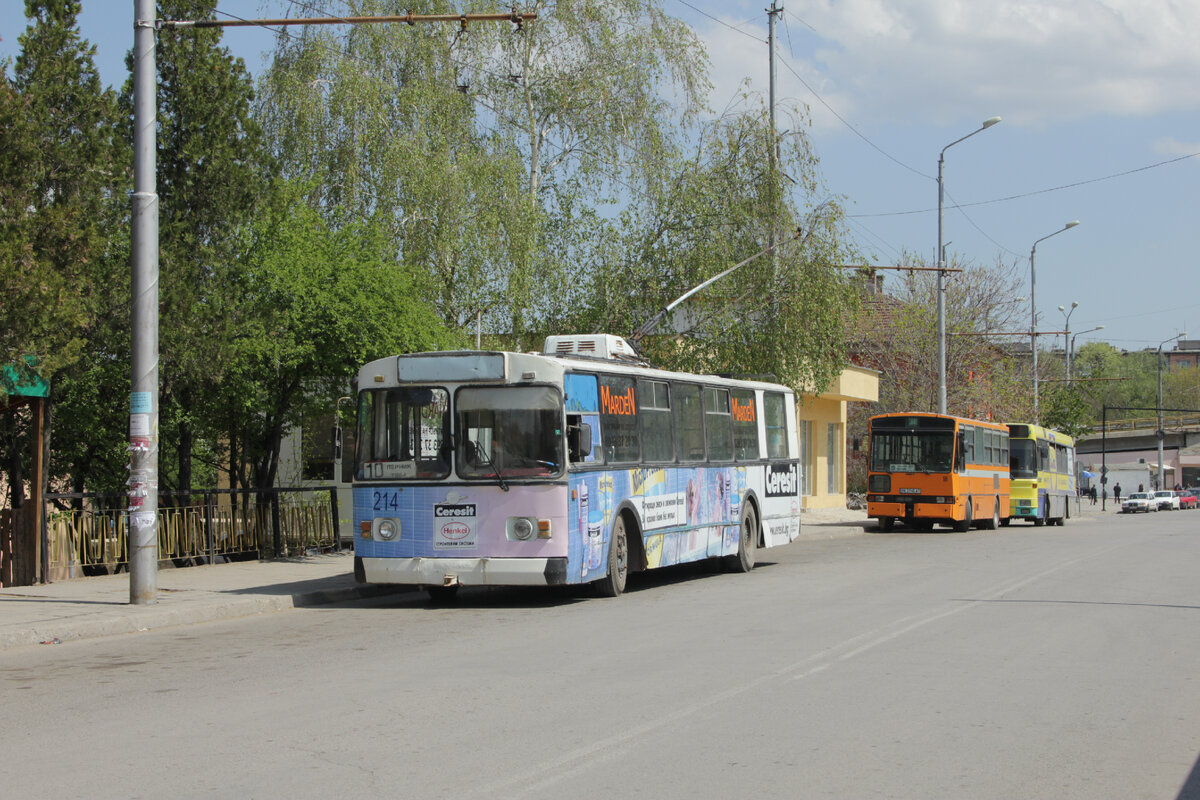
left=1, top=504, right=1103, bottom=651
left=800, top=506, right=875, bottom=535
left=0, top=553, right=408, bottom=651
left=2, top=511, right=877, bottom=651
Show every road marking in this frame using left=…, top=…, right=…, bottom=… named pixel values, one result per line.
left=472, top=536, right=1140, bottom=799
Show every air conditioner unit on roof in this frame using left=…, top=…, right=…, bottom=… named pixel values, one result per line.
left=542, top=334, right=637, bottom=360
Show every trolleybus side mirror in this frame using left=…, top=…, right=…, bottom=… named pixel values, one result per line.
left=569, top=421, right=593, bottom=460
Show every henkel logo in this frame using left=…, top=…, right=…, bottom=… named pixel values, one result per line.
left=441, top=522, right=471, bottom=540
left=600, top=384, right=636, bottom=416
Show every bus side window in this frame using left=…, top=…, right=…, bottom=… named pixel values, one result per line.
left=955, top=431, right=966, bottom=472
left=763, top=392, right=789, bottom=459
left=674, top=383, right=705, bottom=462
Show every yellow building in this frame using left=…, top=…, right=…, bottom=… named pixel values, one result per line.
left=796, top=365, right=879, bottom=510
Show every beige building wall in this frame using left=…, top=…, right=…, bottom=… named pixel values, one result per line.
left=796, top=365, right=879, bottom=510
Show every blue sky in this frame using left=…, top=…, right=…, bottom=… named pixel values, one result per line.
left=3, top=1, right=1196, bottom=353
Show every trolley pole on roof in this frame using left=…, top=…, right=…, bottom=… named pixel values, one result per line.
left=128, top=4, right=536, bottom=605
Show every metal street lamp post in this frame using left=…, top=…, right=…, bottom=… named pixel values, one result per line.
left=1158, top=332, right=1187, bottom=489
left=1029, top=221, right=1080, bottom=422
left=1068, top=325, right=1104, bottom=382
left=937, top=116, right=1001, bottom=415
left=1058, top=301, right=1077, bottom=377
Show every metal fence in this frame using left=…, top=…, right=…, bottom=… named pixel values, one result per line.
left=43, top=487, right=341, bottom=578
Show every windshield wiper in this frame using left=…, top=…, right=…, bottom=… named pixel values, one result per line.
left=473, top=441, right=509, bottom=492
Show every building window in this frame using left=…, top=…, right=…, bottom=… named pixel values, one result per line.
left=800, top=420, right=814, bottom=497
left=826, top=422, right=841, bottom=494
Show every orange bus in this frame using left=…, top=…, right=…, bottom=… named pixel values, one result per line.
left=866, top=412, right=1011, bottom=532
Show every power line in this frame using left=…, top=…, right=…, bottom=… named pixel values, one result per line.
left=672, top=0, right=764, bottom=44
left=773, top=51, right=927, bottom=180
left=850, top=151, right=1200, bottom=219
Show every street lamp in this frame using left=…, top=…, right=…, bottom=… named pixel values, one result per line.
left=937, top=115, right=1001, bottom=415
left=1068, top=325, right=1104, bottom=382
left=1058, top=301, right=1078, bottom=374
left=1029, top=220, right=1080, bottom=422
left=1158, top=332, right=1187, bottom=490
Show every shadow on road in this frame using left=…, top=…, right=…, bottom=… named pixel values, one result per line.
left=353, top=558, right=780, bottom=610
left=1178, top=750, right=1200, bottom=800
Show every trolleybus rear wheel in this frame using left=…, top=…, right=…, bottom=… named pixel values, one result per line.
left=724, top=505, right=758, bottom=573
left=597, top=515, right=629, bottom=597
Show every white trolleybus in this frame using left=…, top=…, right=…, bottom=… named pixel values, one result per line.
left=352, top=334, right=802, bottom=598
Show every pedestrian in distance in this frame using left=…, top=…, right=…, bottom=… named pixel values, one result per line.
left=1114, top=483, right=1122, bottom=504
left=1138, top=483, right=1144, bottom=493
left=1090, top=485, right=1097, bottom=505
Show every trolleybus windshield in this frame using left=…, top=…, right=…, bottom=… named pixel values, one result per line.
left=456, top=386, right=564, bottom=479
left=356, top=387, right=451, bottom=480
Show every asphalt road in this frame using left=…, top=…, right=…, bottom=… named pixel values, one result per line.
left=4, top=510, right=1200, bottom=799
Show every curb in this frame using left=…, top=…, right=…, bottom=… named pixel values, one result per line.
left=0, top=583, right=413, bottom=651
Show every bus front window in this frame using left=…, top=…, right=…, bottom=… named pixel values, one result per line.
left=356, top=387, right=451, bottom=480
left=457, top=386, right=564, bottom=479
left=870, top=431, right=955, bottom=473
left=1010, top=439, right=1037, bottom=478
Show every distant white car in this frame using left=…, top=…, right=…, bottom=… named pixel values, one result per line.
left=1122, top=492, right=1158, bottom=513
left=1154, top=490, right=1180, bottom=511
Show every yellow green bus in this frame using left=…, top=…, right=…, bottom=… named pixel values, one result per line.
left=1004, top=423, right=1075, bottom=526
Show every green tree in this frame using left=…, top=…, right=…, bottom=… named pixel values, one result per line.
left=119, top=0, right=265, bottom=494
left=1039, top=384, right=1095, bottom=439
left=258, top=1, right=533, bottom=345
left=1071, top=342, right=1158, bottom=421
left=259, top=0, right=713, bottom=348
left=1163, top=362, right=1200, bottom=416
left=469, top=0, right=711, bottom=344
left=216, top=184, right=458, bottom=492
left=572, top=98, right=858, bottom=392
left=1, top=0, right=116, bottom=379
left=2, top=0, right=122, bottom=503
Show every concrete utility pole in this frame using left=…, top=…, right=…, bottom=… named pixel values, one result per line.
left=1028, top=220, right=1079, bottom=424
left=767, top=1, right=782, bottom=276
left=129, top=0, right=159, bottom=605
left=935, top=117, right=1001, bottom=415
left=1157, top=332, right=1186, bottom=490
left=128, top=5, right=535, bottom=605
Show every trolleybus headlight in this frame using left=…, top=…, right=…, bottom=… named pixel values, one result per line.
left=373, top=518, right=401, bottom=541
left=508, top=517, right=536, bottom=541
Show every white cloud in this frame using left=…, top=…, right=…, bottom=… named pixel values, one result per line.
left=691, top=0, right=1200, bottom=130
left=1151, top=137, right=1200, bottom=156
